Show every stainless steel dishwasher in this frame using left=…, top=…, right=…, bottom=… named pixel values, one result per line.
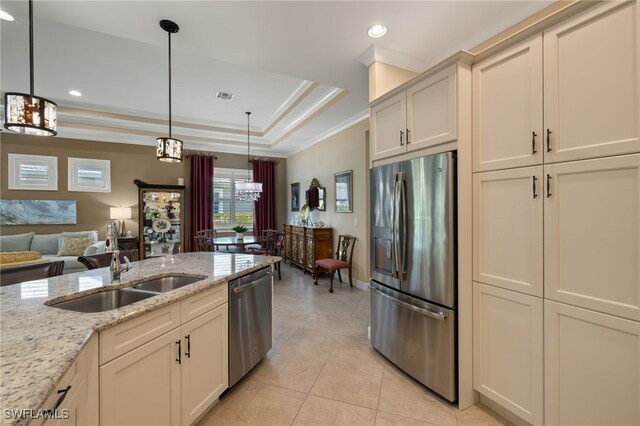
left=228, top=266, right=273, bottom=387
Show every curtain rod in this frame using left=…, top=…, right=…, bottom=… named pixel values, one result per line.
left=185, top=153, right=218, bottom=159
left=249, top=158, right=280, bottom=164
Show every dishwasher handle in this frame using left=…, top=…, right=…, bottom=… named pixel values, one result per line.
left=232, top=272, right=273, bottom=294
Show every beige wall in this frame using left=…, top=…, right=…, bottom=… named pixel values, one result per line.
left=1, top=134, right=286, bottom=240
left=286, top=120, right=369, bottom=283
left=369, top=62, right=417, bottom=102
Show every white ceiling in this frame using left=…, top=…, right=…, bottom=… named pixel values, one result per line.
left=0, top=1, right=552, bottom=157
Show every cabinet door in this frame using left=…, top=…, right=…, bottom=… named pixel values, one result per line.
left=371, top=92, right=407, bottom=160
left=181, top=303, right=228, bottom=425
left=473, top=167, right=543, bottom=296
left=305, top=237, right=314, bottom=270
left=544, top=1, right=640, bottom=163
left=101, top=328, right=181, bottom=426
left=545, top=300, right=640, bottom=426
left=473, top=35, right=543, bottom=172
left=473, top=282, right=543, bottom=425
left=407, top=65, right=457, bottom=152
left=544, top=154, right=640, bottom=320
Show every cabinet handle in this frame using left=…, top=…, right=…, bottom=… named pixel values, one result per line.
left=532, top=131, right=537, bottom=154
left=532, top=176, right=538, bottom=198
left=546, top=129, right=552, bottom=152
left=546, top=174, right=552, bottom=198
left=176, top=340, right=181, bottom=364
left=406, top=128, right=411, bottom=144
left=400, top=130, right=404, bottom=146
left=49, top=385, right=72, bottom=414
left=185, top=334, right=191, bottom=358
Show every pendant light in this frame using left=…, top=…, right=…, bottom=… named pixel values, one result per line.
left=4, top=0, right=57, bottom=136
left=236, top=112, right=263, bottom=202
left=156, top=19, right=183, bottom=162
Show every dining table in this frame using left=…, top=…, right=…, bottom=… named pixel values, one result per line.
left=211, top=235, right=266, bottom=253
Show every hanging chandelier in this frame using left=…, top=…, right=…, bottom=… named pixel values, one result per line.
left=4, top=0, right=57, bottom=136
left=156, top=19, right=183, bottom=162
left=236, top=112, right=262, bottom=202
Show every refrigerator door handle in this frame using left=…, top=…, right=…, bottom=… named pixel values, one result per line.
left=392, top=174, right=403, bottom=279
left=398, top=172, right=408, bottom=279
left=391, top=174, right=398, bottom=279
left=370, top=287, right=448, bottom=321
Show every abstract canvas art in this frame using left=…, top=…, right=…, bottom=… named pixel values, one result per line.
left=0, top=200, right=77, bottom=225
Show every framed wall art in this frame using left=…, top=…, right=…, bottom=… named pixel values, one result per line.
left=8, top=154, right=58, bottom=191
left=0, top=200, right=77, bottom=225
left=68, top=157, right=111, bottom=192
left=291, top=182, right=300, bottom=211
left=334, top=170, right=353, bottom=213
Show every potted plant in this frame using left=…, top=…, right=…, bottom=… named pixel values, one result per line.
left=232, top=225, right=247, bottom=240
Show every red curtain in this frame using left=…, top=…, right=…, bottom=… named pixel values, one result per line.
left=252, top=160, right=276, bottom=235
left=188, top=155, right=214, bottom=251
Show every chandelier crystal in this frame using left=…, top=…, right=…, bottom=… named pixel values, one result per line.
left=3, top=0, right=57, bottom=136
left=236, top=111, right=262, bottom=202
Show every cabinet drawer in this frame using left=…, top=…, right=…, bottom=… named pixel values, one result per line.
left=181, top=283, right=228, bottom=324
left=100, top=303, right=181, bottom=364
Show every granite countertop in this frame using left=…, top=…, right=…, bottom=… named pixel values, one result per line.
left=0, top=252, right=278, bottom=425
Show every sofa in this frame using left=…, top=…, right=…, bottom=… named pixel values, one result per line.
left=0, top=231, right=106, bottom=274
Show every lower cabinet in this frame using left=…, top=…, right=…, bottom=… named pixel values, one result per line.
left=100, top=286, right=229, bottom=426
left=544, top=300, right=640, bottom=426
left=473, top=282, right=543, bottom=425
left=36, top=336, right=99, bottom=426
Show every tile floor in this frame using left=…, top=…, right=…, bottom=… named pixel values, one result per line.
left=198, top=265, right=511, bottom=426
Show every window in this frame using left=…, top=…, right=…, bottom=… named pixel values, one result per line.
left=213, top=168, right=254, bottom=228
left=8, top=154, right=58, bottom=191
left=68, top=158, right=111, bottom=192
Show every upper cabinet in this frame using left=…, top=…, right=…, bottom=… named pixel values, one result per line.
left=370, top=64, right=458, bottom=161
left=473, top=1, right=640, bottom=172
left=473, top=35, right=543, bottom=172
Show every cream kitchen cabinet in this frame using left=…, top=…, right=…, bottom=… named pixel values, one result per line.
left=473, top=282, right=543, bottom=425
left=370, top=64, right=457, bottom=161
left=35, top=336, right=99, bottom=426
left=544, top=300, right=640, bottom=426
left=473, top=35, right=543, bottom=172
left=473, top=166, right=543, bottom=297
left=100, top=285, right=229, bottom=426
left=544, top=154, right=640, bottom=321
left=473, top=1, right=640, bottom=172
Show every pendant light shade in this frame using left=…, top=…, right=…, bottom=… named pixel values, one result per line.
left=3, top=0, right=57, bottom=136
left=156, top=19, right=183, bottom=162
left=236, top=112, right=263, bottom=202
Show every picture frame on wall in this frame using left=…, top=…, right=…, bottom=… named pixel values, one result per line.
left=68, top=157, right=111, bottom=192
left=8, top=154, right=58, bottom=191
left=335, top=170, right=353, bottom=213
left=291, top=182, right=300, bottom=211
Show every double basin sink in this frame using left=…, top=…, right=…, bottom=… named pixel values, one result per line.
left=50, top=276, right=202, bottom=313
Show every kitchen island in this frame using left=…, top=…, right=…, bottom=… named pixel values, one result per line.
left=0, top=252, right=279, bottom=426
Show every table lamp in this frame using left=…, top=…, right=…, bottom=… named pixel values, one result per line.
left=110, top=207, right=132, bottom=237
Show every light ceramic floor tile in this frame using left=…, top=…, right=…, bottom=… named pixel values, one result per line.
left=199, top=380, right=306, bottom=426
left=377, top=366, right=457, bottom=426
left=375, top=411, right=439, bottom=426
left=456, top=403, right=513, bottom=426
left=293, top=395, right=377, bottom=426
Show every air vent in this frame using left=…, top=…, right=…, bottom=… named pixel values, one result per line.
left=216, top=91, right=235, bottom=101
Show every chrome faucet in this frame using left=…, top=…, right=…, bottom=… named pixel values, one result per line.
left=106, top=221, right=129, bottom=281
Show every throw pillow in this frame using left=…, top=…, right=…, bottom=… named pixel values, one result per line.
left=0, top=232, right=35, bottom=252
left=31, top=234, right=60, bottom=255
left=58, top=231, right=98, bottom=251
left=83, top=241, right=107, bottom=256
left=57, top=237, right=92, bottom=257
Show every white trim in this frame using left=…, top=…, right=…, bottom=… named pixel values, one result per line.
left=8, top=154, right=58, bottom=191
left=355, top=279, right=369, bottom=292
left=68, top=157, right=111, bottom=192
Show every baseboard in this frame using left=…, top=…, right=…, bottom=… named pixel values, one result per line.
left=479, top=394, right=531, bottom=426
left=355, top=279, right=369, bottom=292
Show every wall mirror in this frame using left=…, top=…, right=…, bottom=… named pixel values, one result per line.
left=306, top=178, right=326, bottom=211
left=137, top=183, right=185, bottom=259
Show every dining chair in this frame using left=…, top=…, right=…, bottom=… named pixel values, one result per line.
left=247, top=231, right=284, bottom=280
left=77, top=250, right=139, bottom=270
left=314, top=235, right=356, bottom=293
left=0, top=260, right=65, bottom=286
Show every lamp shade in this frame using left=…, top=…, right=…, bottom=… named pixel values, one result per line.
left=156, top=137, right=183, bottom=162
left=110, top=207, right=131, bottom=219
left=4, top=92, right=57, bottom=136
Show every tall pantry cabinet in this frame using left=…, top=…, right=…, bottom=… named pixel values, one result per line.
left=472, top=1, right=640, bottom=425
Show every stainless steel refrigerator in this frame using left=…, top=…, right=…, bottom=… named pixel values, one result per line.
left=370, top=151, right=457, bottom=402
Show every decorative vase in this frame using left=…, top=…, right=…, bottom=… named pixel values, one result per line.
left=236, top=232, right=244, bottom=240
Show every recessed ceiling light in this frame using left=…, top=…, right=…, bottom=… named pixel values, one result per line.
left=368, top=24, right=387, bottom=38
left=68, top=90, right=82, bottom=97
left=0, top=10, right=14, bottom=21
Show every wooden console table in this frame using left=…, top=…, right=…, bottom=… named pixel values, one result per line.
left=283, top=225, right=333, bottom=275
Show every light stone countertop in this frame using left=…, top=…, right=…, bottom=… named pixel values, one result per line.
left=0, top=252, right=279, bottom=425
